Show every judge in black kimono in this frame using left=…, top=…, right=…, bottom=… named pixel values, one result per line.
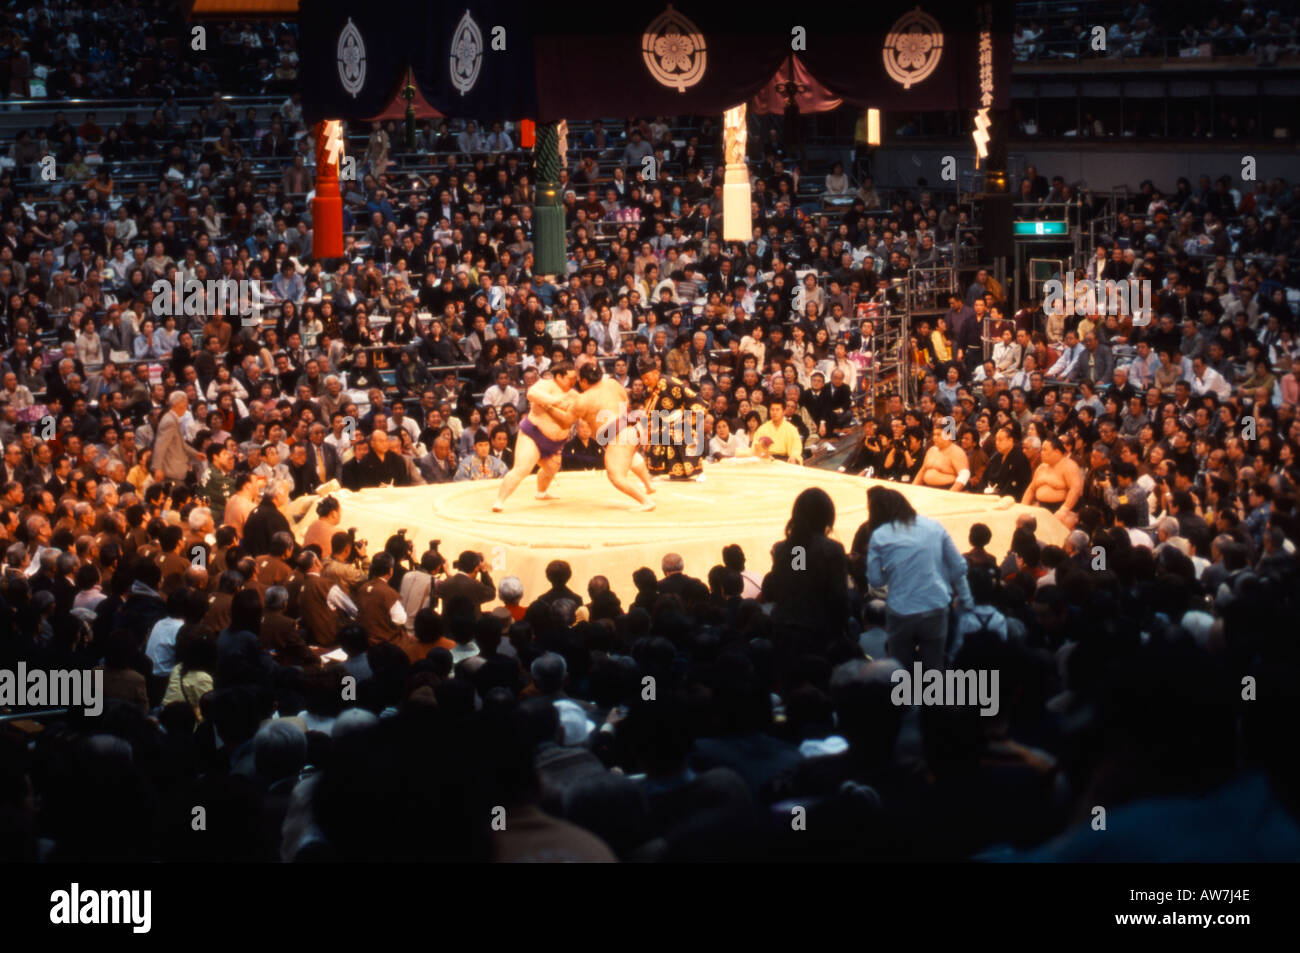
left=637, top=355, right=707, bottom=480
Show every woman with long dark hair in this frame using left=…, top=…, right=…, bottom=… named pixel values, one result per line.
left=866, top=484, right=917, bottom=534
left=276, top=299, right=300, bottom=340
left=216, top=589, right=268, bottom=686
left=766, top=487, right=849, bottom=651
left=384, top=309, right=417, bottom=347
left=475, top=340, right=503, bottom=387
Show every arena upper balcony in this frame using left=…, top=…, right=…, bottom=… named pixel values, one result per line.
left=1013, top=0, right=1300, bottom=76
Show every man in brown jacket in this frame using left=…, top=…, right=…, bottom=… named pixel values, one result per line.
left=183, top=506, right=213, bottom=570
left=155, top=524, right=192, bottom=596
left=354, top=552, right=407, bottom=647
left=259, top=584, right=319, bottom=668
left=255, top=531, right=296, bottom=589
left=203, top=570, right=241, bottom=633
left=136, top=516, right=166, bottom=564
left=207, top=526, right=238, bottom=586
left=298, top=550, right=345, bottom=647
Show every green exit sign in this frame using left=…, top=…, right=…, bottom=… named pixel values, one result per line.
left=1014, top=220, right=1069, bottom=236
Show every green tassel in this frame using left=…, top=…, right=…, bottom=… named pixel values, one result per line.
left=402, top=74, right=416, bottom=151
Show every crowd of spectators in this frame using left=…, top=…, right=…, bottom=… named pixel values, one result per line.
left=0, top=99, right=999, bottom=501
left=0, top=475, right=1296, bottom=861
left=1008, top=3, right=1300, bottom=139
left=1014, top=2, right=1300, bottom=63
left=1, top=1, right=298, bottom=102
left=0, top=38, right=1298, bottom=856
left=837, top=163, right=1300, bottom=580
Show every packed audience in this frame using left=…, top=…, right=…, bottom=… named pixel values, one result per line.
left=1, top=1, right=298, bottom=101
left=0, top=477, right=1295, bottom=861
left=0, top=67, right=1297, bottom=857
left=1014, top=1, right=1300, bottom=63
left=1008, top=2, right=1300, bottom=139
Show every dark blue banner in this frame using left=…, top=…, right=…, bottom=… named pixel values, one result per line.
left=299, top=0, right=433, bottom=124
left=416, top=0, right=540, bottom=121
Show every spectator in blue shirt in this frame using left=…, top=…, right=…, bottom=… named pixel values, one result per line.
left=965, top=268, right=993, bottom=306
left=364, top=189, right=395, bottom=223
left=88, top=39, right=115, bottom=71
left=455, top=429, right=509, bottom=481
left=1243, top=483, right=1273, bottom=550
left=272, top=260, right=305, bottom=304
left=937, top=366, right=961, bottom=408
left=865, top=485, right=973, bottom=672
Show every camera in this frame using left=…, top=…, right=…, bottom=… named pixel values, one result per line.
left=383, top=528, right=419, bottom=570
left=419, top=539, right=446, bottom=575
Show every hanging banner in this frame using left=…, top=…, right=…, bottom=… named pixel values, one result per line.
left=797, top=4, right=1013, bottom=112
left=972, top=3, right=995, bottom=165
left=532, top=2, right=790, bottom=122
left=415, top=0, right=540, bottom=120
left=297, top=1, right=1013, bottom=123
left=298, top=0, right=434, bottom=124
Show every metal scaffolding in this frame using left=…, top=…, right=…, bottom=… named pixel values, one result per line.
left=853, top=280, right=910, bottom=414
left=904, top=262, right=959, bottom=404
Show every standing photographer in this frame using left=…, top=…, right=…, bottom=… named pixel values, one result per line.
left=838, top=417, right=887, bottom=476
left=384, top=530, right=418, bottom=591
left=356, top=552, right=410, bottom=649
left=882, top=425, right=924, bottom=483
left=321, top=528, right=368, bottom=596
left=398, top=543, right=446, bottom=636
left=436, top=550, right=496, bottom=618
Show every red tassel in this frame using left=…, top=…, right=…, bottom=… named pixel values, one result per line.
left=312, top=120, right=344, bottom=260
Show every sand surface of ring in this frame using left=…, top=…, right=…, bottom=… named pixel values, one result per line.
left=309, top=460, right=1067, bottom=606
